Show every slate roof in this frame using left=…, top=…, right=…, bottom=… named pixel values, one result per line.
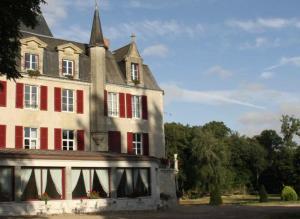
left=20, top=15, right=53, bottom=37
left=89, top=7, right=105, bottom=47
left=19, top=14, right=162, bottom=91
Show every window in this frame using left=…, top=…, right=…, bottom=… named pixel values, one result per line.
left=133, top=133, right=143, bottom=155
left=62, top=59, right=74, bottom=76
left=72, top=168, right=109, bottom=199
left=132, top=95, right=141, bottom=119
left=62, top=130, right=74, bottom=151
left=25, top=53, right=38, bottom=70
left=21, top=168, right=63, bottom=200
left=116, top=168, right=150, bottom=198
left=108, top=92, right=119, bottom=117
left=131, top=63, right=139, bottom=81
left=24, top=127, right=38, bottom=149
left=0, top=167, right=13, bottom=202
left=62, top=89, right=74, bottom=112
left=24, top=85, right=38, bottom=109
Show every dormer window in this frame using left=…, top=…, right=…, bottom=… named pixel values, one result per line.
left=25, top=53, right=38, bottom=70
left=62, top=59, right=74, bottom=76
left=131, top=63, right=139, bottom=81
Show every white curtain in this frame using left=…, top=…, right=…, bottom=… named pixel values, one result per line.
left=96, top=169, right=109, bottom=195
left=82, top=169, right=90, bottom=193
left=139, top=169, right=149, bottom=190
left=21, top=168, right=32, bottom=193
left=50, top=169, right=62, bottom=196
left=34, top=169, right=41, bottom=196
left=42, top=169, right=47, bottom=193
left=0, top=168, right=12, bottom=194
left=116, top=169, right=124, bottom=188
left=71, top=169, right=81, bottom=192
left=125, top=169, right=133, bottom=193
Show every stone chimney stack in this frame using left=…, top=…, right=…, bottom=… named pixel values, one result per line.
left=89, top=4, right=107, bottom=151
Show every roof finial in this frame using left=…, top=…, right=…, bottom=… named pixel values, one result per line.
left=95, top=0, right=99, bottom=10
left=131, top=33, right=136, bottom=43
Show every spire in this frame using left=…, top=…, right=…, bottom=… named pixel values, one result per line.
left=89, top=1, right=105, bottom=47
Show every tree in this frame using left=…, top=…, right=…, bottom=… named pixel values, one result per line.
left=281, top=115, right=300, bottom=148
left=192, top=129, right=229, bottom=205
left=202, top=121, right=231, bottom=139
left=0, top=0, right=45, bottom=79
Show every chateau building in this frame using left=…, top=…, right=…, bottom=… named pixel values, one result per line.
left=0, top=6, right=171, bottom=215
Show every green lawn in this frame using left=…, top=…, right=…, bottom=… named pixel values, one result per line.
left=180, top=194, right=300, bottom=206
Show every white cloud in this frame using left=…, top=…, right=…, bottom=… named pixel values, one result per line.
left=42, top=0, right=70, bottom=27
left=105, top=20, right=204, bottom=40
left=266, top=56, right=300, bottom=70
left=205, top=65, right=233, bottom=78
left=260, top=71, right=274, bottom=79
left=161, top=83, right=265, bottom=109
left=142, top=44, right=169, bottom=58
left=239, top=101, right=300, bottom=136
left=240, top=37, right=281, bottom=49
left=227, top=18, right=300, bottom=32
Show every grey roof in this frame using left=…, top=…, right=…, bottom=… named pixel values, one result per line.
left=89, top=8, right=105, bottom=47
left=19, top=16, right=162, bottom=91
left=20, top=14, right=53, bottom=37
left=113, top=43, right=131, bottom=62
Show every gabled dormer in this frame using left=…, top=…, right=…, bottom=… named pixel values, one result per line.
left=57, top=43, right=83, bottom=79
left=20, top=36, right=47, bottom=74
left=113, top=35, right=144, bottom=86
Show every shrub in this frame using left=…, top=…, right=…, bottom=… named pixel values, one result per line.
left=209, top=186, right=223, bottom=206
left=259, top=185, right=268, bottom=202
left=281, top=186, right=298, bottom=201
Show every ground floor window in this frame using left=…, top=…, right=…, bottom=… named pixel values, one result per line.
left=116, top=168, right=150, bottom=198
left=72, top=168, right=110, bottom=199
left=0, top=167, right=13, bottom=202
left=21, top=168, right=63, bottom=201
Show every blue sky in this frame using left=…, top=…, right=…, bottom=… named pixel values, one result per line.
left=42, top=0, right=300, bottom=136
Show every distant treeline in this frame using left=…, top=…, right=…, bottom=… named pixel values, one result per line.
left=165, top=115, right=300, bottom=198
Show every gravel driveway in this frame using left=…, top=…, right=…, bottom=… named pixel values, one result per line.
left=2, top=205, right=300, bottom=219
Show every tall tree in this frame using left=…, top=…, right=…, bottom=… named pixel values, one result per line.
left=0, top=0, right=45, bottom=79
left=281, top=115, right=300, bottom=148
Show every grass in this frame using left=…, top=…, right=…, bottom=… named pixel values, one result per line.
left=180, top=194, right=300, bottom=206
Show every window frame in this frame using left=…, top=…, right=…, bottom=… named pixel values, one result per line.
left=25, top=53, right=38, bottom=70
left=62, top=129, right=75, bottom=151
left=107, top=92, right=119, bottom=117
left=131, top=63, right=139, bottom=81
left=24, top=84, right=39, bottom=109
left=0, top=166, right=14, bottom=202
left=132, top=95, right=141, bottom=119
left=62, top=59, right=74, bottom=76
left=133, top=133, right=143, bottom=155
left=62, top=89, right=74, bottom=112
left=24, top=127, right=38, bottom=150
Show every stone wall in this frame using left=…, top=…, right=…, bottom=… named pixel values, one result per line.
left=159, top=168, right=177, bottom=207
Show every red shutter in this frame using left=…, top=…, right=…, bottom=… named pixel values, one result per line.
left=54, top=87, right=61, bottom=112
left=127, top=132, right=133, bottom=154
left=108, top=131, right=121, bottom=153
left=54, top=128, right=62, bottom=150
left=40, top=127, right=48, bottom=150
left=16, top=83, right=24, bottom=109
left=77, top=130, right=85, bottom=151
left=40, top=86, right=48, bottom=111
left=62, top=168, right=66, bottom=199
left=126, top=94, right=132, bottom=118
left=143, top=133, right=149, bottom=156
left=142, top=95, right=148, bottom=120
left=0, top=125, right=6, bottom=148
left=0, top=81, right=7, bottom=107
left=104, top=90, right=108, bottom=116
left=76, top=90, right=84, bottom=114
left=15, top=126, right=23, bottom=149
left=119, top=93, right=125, bottom=118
